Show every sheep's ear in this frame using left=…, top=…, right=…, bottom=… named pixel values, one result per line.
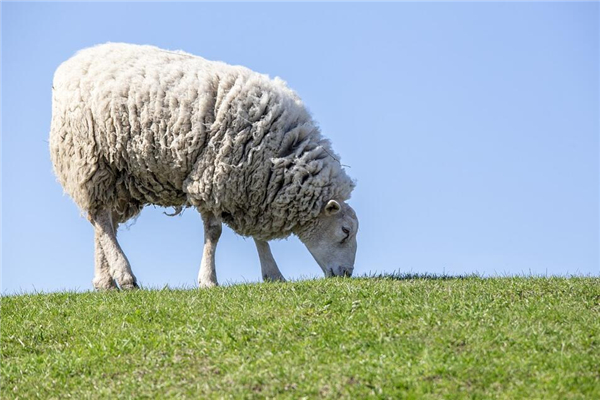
left=324, top=200, right=341, bottom=216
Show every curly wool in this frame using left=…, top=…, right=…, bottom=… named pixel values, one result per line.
left=50, top=43, right=355, bottom=240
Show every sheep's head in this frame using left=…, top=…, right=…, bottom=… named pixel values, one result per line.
left=298, top=200, right=359, bottom=277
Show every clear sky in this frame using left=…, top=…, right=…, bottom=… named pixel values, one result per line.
left=1, top=2, right=598, bottom=293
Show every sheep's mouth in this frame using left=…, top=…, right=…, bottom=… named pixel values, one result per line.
left=325, top=267, right=353, bottom=278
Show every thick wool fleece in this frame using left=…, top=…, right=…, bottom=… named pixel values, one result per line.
left=50, top=43, right=354, bottom=240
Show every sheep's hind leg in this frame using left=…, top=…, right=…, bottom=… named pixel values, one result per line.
left=198, top=212, right=221, bottom=288
left=92, top=232, right=118, bottom=290
left=90, top=209, right=139, bottom=290
left=254, top=239, right=286, bottom=282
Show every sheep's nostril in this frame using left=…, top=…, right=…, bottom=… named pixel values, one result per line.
left=342, top=267, right=354, bottom=277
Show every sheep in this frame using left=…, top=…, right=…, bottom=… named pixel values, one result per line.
left=49, top=43, right=359, bottom=289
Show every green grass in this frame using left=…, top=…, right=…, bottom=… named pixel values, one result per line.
left=2, top=276, right=599, bottom=399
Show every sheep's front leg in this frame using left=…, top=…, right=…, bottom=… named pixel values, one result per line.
left=198, top=212, right=221, bottom=288
left=89, top=209, right=138, bottom=289
left=254, top=239, right=286, bottom=282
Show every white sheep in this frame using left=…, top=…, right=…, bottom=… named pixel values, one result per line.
left=50, top=43, right=358, bottom=289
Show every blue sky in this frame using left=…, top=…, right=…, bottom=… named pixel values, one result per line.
left=2, top=2, right=598, bottom=293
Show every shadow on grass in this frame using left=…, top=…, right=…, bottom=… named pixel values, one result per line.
left=359, top=272, right=483, bottom=281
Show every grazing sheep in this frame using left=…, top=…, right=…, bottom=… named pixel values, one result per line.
left=50, top=43, right=359, bottom=289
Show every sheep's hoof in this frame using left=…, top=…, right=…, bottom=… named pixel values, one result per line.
left=120, top=283, right=139, bottom=290
left=118, top=278, right=139, bottom=290
left=198, top=280, right=218, bottom=289
left=263, top=274, right=286, bottom=283
left=93, top=277, right=118, bottom=291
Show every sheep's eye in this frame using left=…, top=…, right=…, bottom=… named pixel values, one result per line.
left=341, top=227, right=350, bottom=243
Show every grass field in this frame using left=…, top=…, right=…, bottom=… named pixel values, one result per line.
left=2, top=276, right=599, bottom=399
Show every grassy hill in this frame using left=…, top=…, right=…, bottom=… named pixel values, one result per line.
left=2, top=276, right=599, bottom=399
